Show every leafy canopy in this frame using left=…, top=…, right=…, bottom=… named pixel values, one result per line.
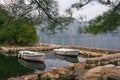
left=0, top=0, right=120, bottom=34
left=71, top=0, right=120, bottom=34
left=86, top=11, right=120, bottom=34
left=1, top=0, right=73, bottom=34
left=84, top=2, right=120, bottom=34
left=0, top=6, right=38, bottom=46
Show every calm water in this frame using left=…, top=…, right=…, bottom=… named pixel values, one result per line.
left=37, top=29, right=120, bottom=50
left=0, top=54, right=33, bottom=80
left=0, top=52, right=85, bottom=79
left=36, top=20, right=120, bottom=50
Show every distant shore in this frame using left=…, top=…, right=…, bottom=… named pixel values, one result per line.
left=1, top=43, right=120, bottom=55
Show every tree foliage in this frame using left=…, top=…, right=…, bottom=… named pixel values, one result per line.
left=0, top=0, right=73, bottom=34
left=0, top=7, right=38, bottom=46
left=71, top=0, right=120, bottom=34
left=84, top=2, right=120, bottom=34
left=0, top=6, right=9, bottom=27
left=71, top=0, right=118, bottom=9
left=0, top=0, right=120, bottom=34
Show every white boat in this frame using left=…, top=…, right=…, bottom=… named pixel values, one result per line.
left=54, top=48, right=80, bottom=57
left=18, top=51, right=45, bottom=63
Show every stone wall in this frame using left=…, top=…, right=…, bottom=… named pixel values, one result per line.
left=1, top=44, right=120, bottom=55
left=65, top=46, right=120, bottom=54
left=85, top=53, right=120, bottom=69
left=0, top=44, right=61, bottom=54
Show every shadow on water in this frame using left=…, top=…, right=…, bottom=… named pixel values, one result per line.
left=54, top=54, right=79, bottom=63
left=18, top=59, right=46, bottom=71
left=0, top=53, right=34, bottom=80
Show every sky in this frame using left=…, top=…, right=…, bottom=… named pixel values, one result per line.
left=0, top=0, right=110, bottom=21
left=56, top=0, right=110, bottom=21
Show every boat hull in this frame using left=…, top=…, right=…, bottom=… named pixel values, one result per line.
left=54, top=51, right=79, bottom=57
left=54, top=48, right=79, bottom=57
left=21, top=55, right=45, bottom=63
left=18, top=51, right=45, bottom=63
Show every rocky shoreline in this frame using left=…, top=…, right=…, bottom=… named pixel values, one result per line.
left=1, top=43, right=120, bottom=55
left=9, top=63, right=120, bottom=80
left=1, top=43, right=120, bottom=80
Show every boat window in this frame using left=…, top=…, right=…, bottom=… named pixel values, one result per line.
left=24, top=53, right=29, bottom=54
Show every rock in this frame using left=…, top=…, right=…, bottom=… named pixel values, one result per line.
left=8, top=74, right=38, bottom=80
left=81, top=65, right=120, bottom=80
left=107, top=75, right=120, bottom=80
left=82, top=66, right=103, bottom=80
left=52, top=67, right=57, bottom=74
left=103, top=64, right=115, bottom=68
left=116, top=66, right=120, bottom=69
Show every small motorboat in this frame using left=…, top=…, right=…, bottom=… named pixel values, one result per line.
left=54, top=48, right=80, bottom=57
left=18, top=51, right=45, bottom=63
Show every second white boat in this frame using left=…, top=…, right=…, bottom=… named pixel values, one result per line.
left=54, top=48, right=80, bottom=57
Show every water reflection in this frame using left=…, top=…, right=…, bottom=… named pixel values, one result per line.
left=0, top=52, right=86, bottom=79
left=0, top=53, right=33, bottom=79
left=17, top=53, right=86, bottom=72
left=37, top=27, right=120, bottom=50
left=54, top=54, right=79, bottom=63
left=18, top=59, right=46, bottom=71
left=43, top=53, right=73, bottom=71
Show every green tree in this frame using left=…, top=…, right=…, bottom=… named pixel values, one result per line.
left=85, top=9, right=120, bottom=34
left=0, top=6, right=9, bottom=27
left=0, top=0, right=120, bottom=34
left=71, top=0, right=120, bottom=34
left=1, top=0, right=73, bottom=34
left=0, top=7, right=38, bottom=46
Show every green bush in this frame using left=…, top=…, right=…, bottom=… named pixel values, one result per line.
left=0, top=7, right=38, bottom=46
